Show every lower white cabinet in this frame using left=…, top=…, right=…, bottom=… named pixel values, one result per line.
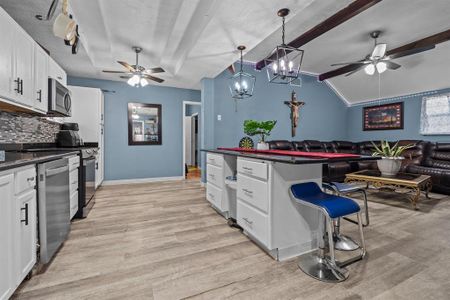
left=16, top=189, right=37, bottom=283
left=69, top=155, right=80, bottom=219
left=0, top=174, right=14, bottom=300
left=0, top=166, right=37, bottom=300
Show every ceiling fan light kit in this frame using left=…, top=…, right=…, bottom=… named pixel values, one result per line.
left=264, top=8, right=304, bottom=86
left=228, top=45, right=256, bottom=99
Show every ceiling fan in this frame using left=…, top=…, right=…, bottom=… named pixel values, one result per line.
left=329, top=30, right=436, bottom=77
left=102, top=46, right=165, bottom=86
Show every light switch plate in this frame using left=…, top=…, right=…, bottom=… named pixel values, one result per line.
left=217, top=114, right=222, bottom=121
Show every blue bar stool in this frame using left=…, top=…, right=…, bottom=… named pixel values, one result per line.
left=322, top=182, right=369, bottom=251
left=290, top=182, right=366, bottom=282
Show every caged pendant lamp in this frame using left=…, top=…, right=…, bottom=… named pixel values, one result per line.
left=228, top=45, right=256, bottom=99
left=263, top=8, right=304, bottom=86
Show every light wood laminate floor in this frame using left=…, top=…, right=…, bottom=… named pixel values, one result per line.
left=13, top=180, right=450, bottom=299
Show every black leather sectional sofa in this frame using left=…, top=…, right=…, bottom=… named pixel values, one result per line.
left=267, top=140, right=450, bottom=195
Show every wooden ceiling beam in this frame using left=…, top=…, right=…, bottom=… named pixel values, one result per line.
left=255, top=0, right=382, bottom=70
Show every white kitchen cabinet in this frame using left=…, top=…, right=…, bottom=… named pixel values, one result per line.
left=0, top=8, right=14, bottom=102
left=0, top=166, right=37, bottom=300
left=12, top=26, right=34, bottom=107
left=67, top=86, right=105, bottom=187
left=69, top=155, right=80, bottom=219
left=48, top=57, right=67, bottom=86
left=33, top=45, right=49, bottom=113
left=0, top=174, right=14, bottom=300
left=16, top=189, right=37, bottom=284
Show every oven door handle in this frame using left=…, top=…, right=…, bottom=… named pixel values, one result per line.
left=46, top=165, right=68, bottom=177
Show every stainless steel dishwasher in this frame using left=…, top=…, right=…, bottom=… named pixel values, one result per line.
left=37, top=158, right=70, bottom=264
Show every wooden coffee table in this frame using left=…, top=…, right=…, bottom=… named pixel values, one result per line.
left=345, top=170, right=432, bottom=210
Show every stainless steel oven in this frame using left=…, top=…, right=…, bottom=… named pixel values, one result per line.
left=48, top=78, right=72, bottom=117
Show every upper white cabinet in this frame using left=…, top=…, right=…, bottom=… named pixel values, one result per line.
left=12, top=28, right=34, bottom=107
left=48, top=57, right=67, bottom=86
left=0, top=6, right=66, bottom=114
left=0, top=8, right=14, bottom=102
left=33, top=46, right=49, bottom=113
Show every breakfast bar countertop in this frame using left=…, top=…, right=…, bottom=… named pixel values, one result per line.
left=0, top=150, right=80, bottom=172
left=202, top=148, right=379, bottom=164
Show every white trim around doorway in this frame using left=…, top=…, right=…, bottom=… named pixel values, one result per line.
left=182, top=101, right=202, bottom=178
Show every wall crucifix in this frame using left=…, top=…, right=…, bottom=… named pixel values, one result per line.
left=284, top=90, right=305, bottom=137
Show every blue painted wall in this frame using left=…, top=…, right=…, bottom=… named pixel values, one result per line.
left=211, top=66, right=349, bottom=148
left=68, top=77, right=200, bottom=181
left=347, top=87, right=450, bottom=142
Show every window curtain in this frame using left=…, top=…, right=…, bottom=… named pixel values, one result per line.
left=420, top=93, right=450, bottom=135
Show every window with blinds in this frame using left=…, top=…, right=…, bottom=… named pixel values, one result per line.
left=420, top=93, right=450, bottom=135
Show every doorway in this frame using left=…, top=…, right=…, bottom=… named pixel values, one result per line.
left=183, top=101, right=201, bottom=180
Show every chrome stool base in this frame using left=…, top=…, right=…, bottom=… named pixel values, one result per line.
left=334, top=234, right=360, bottom=251
left=297, top=251, right=349, bottom=283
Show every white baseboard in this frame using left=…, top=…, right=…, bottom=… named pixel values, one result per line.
left=102, top=176, right=184, bottom=186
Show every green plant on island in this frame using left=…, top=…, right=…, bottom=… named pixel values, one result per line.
left=243, top=120, right=277, bottom=143
left=371, top=140, right=414, bottom=158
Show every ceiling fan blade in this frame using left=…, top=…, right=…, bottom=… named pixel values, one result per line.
left=319, top=63, right=367, bottom=81
left=386, top=29, right=450, bottom=59
left=102, top=70, right=128, bottom=74
left=143, top=74, right=164, bottom=83
left=148, top=67, right=165, bottom=73
left=330, top=60, right=369, bottom=66
left=345, top=64, right=367, bottom=77
left=46, top=0, right=59, bottom=20
left=117, top=61, right=136, bottom=72
left=387, top=45, right=435, bottom=60
left=120, top=75, right=132, bottom=79
left=371, top=43, right=386, bottom=59
left=383, top=60, right=401, bottom=70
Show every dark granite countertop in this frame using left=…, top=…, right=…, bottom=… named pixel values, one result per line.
left=202, top=149, right=379, bottom=165
left=0, top=150, right=80, bottom=172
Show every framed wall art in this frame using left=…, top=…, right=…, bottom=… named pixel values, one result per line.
left=363, top=102, right=403, bottom=131
left=128, top=102, right=162, bottom=145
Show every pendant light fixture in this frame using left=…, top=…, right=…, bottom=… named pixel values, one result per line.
left=263, top=8, right=304, bottom=86
left=228, top=45, right=256, bottom=99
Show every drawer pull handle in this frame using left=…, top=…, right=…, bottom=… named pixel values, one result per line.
left=208, top=193, right=215, bottom=199
left=210, top=159, right=216, bottom=163
left=243, top=217, right=253, bottom=225
left=209, top=174, right=215, bottom=179
left=243, top=188, right=253, bottom=196
left=21, top=203, right=29, bottom=226
left=242, top=167, right=253, bottom=173
left=72, top=181, right=78, bottom=184
left=27, top=177, right=35, bottom=182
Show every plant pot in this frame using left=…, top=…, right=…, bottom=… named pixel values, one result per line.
left=257, top=142, right=269, bottom=150
left=377, top=157, right=404, bottom=177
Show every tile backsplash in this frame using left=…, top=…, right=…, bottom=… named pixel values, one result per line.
left=0, top=111, right=61, bottom=143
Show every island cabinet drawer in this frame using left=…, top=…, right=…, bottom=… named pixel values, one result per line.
left=15, top=167, right=36, bottom=194
left=206, top=164, right=223, bottom=188
left=206, top=183, right=222, bottom=209
left=237, top=200, right=269, bottom=247
left=237, top=159, right=267, bottom=181
left=237, top=174, right=269, bottom=213
left=207, top=153, right=223, bottom=167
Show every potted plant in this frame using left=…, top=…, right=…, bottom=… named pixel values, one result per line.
left=371, top=140, right=414, bottom=177
left=243, top=120, right=277, bottom=150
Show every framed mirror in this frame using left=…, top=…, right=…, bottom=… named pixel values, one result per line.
left=128, top=102, right=162, bottom=145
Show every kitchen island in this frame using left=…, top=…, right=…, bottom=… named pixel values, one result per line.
left=202, top=148, right=377, bottom=261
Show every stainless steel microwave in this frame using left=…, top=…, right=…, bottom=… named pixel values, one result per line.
left=48, top=78, right=72, bottom=117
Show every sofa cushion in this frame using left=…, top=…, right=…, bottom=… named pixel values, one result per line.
left=395, top=140, right=428, bottom=171
left=268, top=140, right=294, bottom=150
left=424, top=143, right=450, bottom=170
left=333, top=141, right=359, bottom=154
left=292, top=141, right=307, bottom=151
left=406, top=164, right=450, bottom=194
left=304, top=140, right=326, bottom=152
left=358, top=141, right=381, bottom=156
